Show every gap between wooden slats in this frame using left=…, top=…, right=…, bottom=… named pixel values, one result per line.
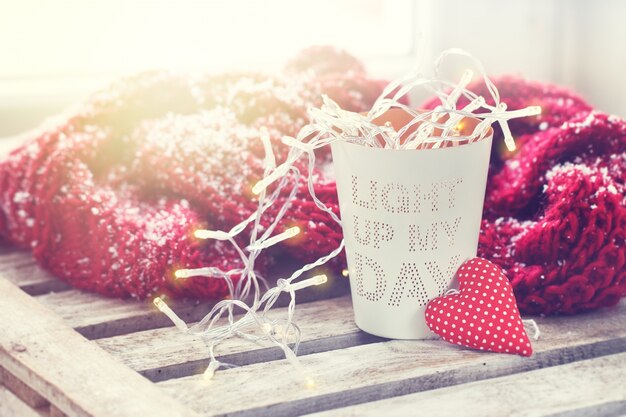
left=0, top=278, right=201, bottom=417
left=96, top=295, right=383, bottom=382
left=2, top=242, right=351, bottom=341
left=156, top=300, right=626, bottom=417
left=35, top=273, right=350, bottom=340
left=0, top=386, right=49, bottom=417
left=0, top=250, right=69, bottom=295
left=1, top=365, right=69, bottom=417
left=0, top=366, right=49, bottom=409
left=306, top=352, right=626, bottom=417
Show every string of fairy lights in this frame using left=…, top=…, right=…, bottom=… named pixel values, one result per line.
left=152, top=49, right=541, bottom=385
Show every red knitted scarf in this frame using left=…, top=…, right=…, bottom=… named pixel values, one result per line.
left=1, top=47, right=624, bottom=315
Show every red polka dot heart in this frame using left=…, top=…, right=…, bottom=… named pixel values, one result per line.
left=425, top=257, right=533, bottom=357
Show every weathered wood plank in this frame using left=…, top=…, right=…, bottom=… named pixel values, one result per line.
left=158, top=300, right=626, bottom=417
left=308, top=352, right=626, bottom=417
left=49, top=406, right=69, bottom=417
left=0, top=253, right=70, bottom=295
left=0, top=250, right=37, bottom=269
left=0, top=277, right=201, bottom=417
left=36, top=274, right=350, bottom=340
left=0, top=366, right=49, bottom=408
left=96, top=296, right=383, bottom=382
left=547, top=400, right=626, bottom=417
left=34, top=290, right=212, bottom=339
left=0, top=385, right=48, bottom=417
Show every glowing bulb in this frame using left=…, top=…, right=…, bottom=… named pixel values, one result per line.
left=252, top=163, right=290, bottom=194
left=289, top=274, right=328, bottom=291
left=261, top=323, right=273, bottom=334
left=194, top=229, right=231, bottom=240
left=247, top=226, right=300, bottom=251
left=174, top=267, right=221, bottom=279
left=203, top=360, right=220, bottom=381
left=341, top=269, right=349, bottom=277
left=174, top=269, right=188, bottom=279
left=153, top=296, right=189, bottom=331
left=305, top=377, right=316, bottom=389
left=452, top=121, right=464, bottom=136
left=153, top=296, right=166, bottom=310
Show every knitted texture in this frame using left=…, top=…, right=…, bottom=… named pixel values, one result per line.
left=0, top=47, right=382, bottom=299
left=1, top=51, right=625, bottom=315
left=423, top=77, right=626, bottom=315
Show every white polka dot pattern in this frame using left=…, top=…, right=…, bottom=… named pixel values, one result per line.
left=424, top=257, right=533, bottom=357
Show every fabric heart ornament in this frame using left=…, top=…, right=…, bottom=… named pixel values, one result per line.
left=425, top=257, right=533, bottom=356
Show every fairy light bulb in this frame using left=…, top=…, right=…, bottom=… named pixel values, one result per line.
left=194, top=229, right=231, bottom=240
left=252, top=163, right=290, bottom=194
left=174, top=267, right=222, bottom=279
left=153, top=297, right=189, bottom=331
left=341, top=269, right=349, bottom=277
left=153, top=296, right=166, bottom=310
left=247, top=226, right=300, bottom=251
left=305, top=376, right=316, bottom=389
left=203, top=360, right=221, bottom=381
left=527, top=106, right=542, bottom=116
left=288, top=274, right=327, bottom=291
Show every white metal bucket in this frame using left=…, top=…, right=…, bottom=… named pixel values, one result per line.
left=331, top=115, right=493, bottom=339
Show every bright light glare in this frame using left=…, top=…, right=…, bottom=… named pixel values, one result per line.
left=0, top=0, right=413, bottom=77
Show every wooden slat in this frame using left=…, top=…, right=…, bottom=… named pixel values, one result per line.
left=0, top=277, right=201, bottom=417
left=308, top=352, right=626, bottom=417
left=0, top=367, right=49, bottom=408
left=0, top=385, right=48, bottom=417
left=96, top=296, right=382, bottom=381
left=548, top=401, right=626, bottom=417
left=0, top=250, right=38, bottom=269
left=157, top=300, right=626, bottom=417
left=0, top=252, right=70, bottom=295
left=34, top=290, right=221, bottom=340
left=49, top=406, right=68, bottom=417
left=36, top=275, right=350, bottom=340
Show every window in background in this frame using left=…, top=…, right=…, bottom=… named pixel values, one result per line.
left=2, top=0, right=626, bottom=138
left=0, top=0, right=416, bottom=137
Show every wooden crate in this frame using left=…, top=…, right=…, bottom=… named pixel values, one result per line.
left=1, top=245, right=626, bottom=417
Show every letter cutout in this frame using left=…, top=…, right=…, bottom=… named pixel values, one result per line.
left=441, top=216, right=461, bottom=246
left=408, top=222, right=439, bottom=252
left=372, top=220, right=394, bottom=249
left=413, top=183, right=439, bottom=213
left=351, top=175, right=378, bottom=210
left=388, top=263, right=429, bottom=307
left=354, top=252, right=386, bottom=302
left=440, top=177, right=463, bottom=209
left=353, top=216, right=394, bottom=249
left=425, top=254, right=461, bottom=296
left=352, top=215, right=371, bottom=246
left=382, top=183, right=409, bottom=214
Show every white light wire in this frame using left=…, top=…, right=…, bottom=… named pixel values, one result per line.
left=154, top=49, right=542, bottom=385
